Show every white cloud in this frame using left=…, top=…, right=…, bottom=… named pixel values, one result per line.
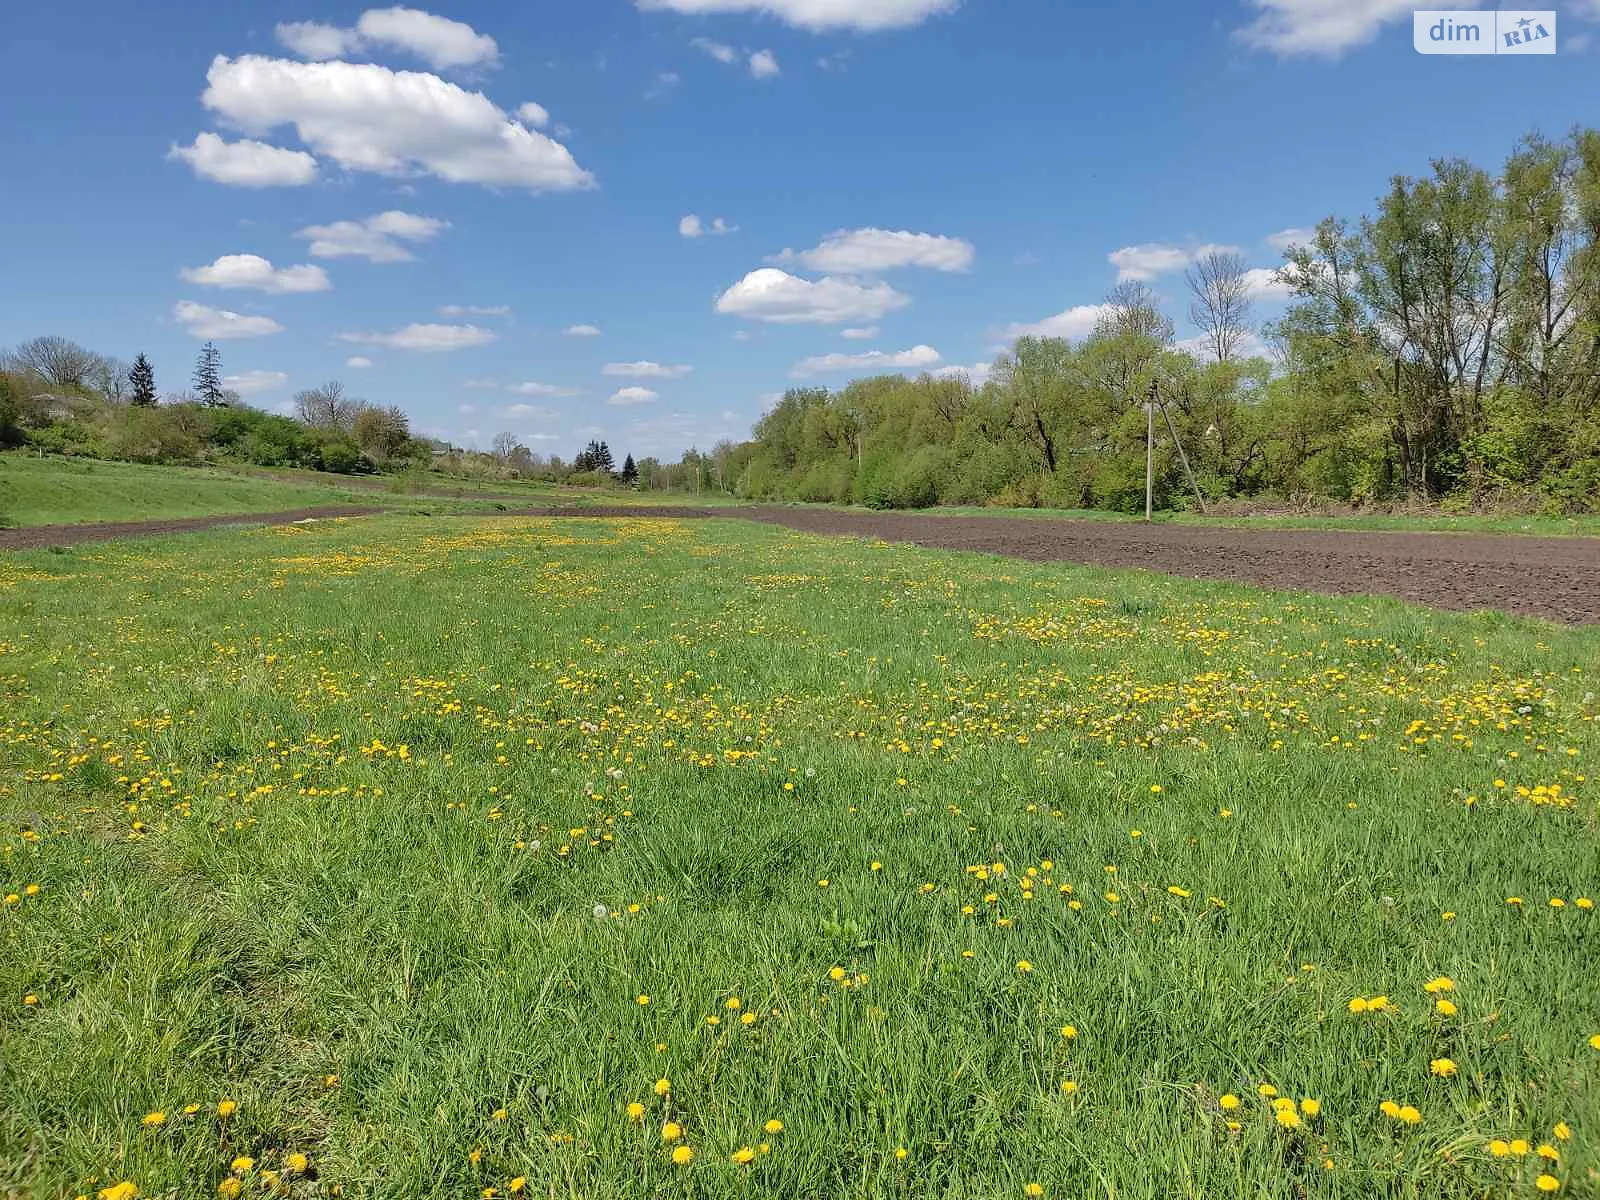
left=1107, top=241, right=1240, bottom=281
left=602, top=361, right=692, bottom=379
left=221, top=369, right=290, bottom=395
left=1265, top=227, right=1316, bottom=251
left=999, top=303, right=1114, bottom=342
left=180, top=254, right=331, bottom=294
left=791, top=344, right=941, bottom=378
left=503, top=403, right=557, bottom=419
left=749, top=49, right=781, bottom=78
left=275, top=20, right=360, bottom=60
left=1242, top=266, right=1294, bottom=300
left=355, top=7, right=500, bottom=71
left=295, top=210, right=448, bottom=262
left=462, top=379, right=501, bottom=389
left=840, top=326, right=878, bottom=340
left=199, top=55, right=594, bottom=192
left=510, top=382, right=582, bottom=397
left=775, top=227, right=974, bottom=274
left=337, top=322, right=496, bottom=350
left=691, top=37, right=738, bottom=64
left=1108, top=243, right=1193, bottom=282
left=1238, top=0, right=1415, bottom=56
left=636, top=0, right=960, bottom=32
left=277, top=8, right=499, bottom=71
left=1176, top=330, right=1273, bottom=360
left=608, top=386, right=659, bottom=406
left=716, top=268, right=910, bottom=324
left=516, top=101, right=550, bottom=128
left=932, top=361, right=992, bottom=387
left=681, top=214, right=735, bottom=238
left=173, top=300, right=285, bottom=340
left=439, top=304, right=511, bottom=316
left=563, top=323, right=602, bottom=337
left=168, top=131, right=318, bottom=186
left=347, top=355, right=374, bottom=368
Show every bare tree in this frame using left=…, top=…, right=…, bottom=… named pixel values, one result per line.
left=1185, top=250, right=1253, bottom=362
left=492, top=431, right=519, bottom=461
left=1099, top=281, right=1176, bottom=344
left=5, top=336, right=106, bottom=390
left=294, top=380, right=362, bottom=431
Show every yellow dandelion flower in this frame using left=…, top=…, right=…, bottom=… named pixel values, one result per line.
left=1167, top=886, right=1191, bottom=898
left=1536, top=1176, right=1560, bottom=1193
left=1511, top=1138, right=1532, bottom=1155
left=671, top=1146, right=694, bottom=1166
left=627, top=1102, right=645, bottom=1121
left=654, top=1077, right=671, bottom=1095
left=99, top=1184, right=137, bottom=1200
left=1275, top=1107, right=1302, bottom=1129
left=216, top=1099, right=237, bottom=1118
left=1347, top=997, right=1368, bottom=1014
left=764, top=1119, right=784, bottom=1134
left=1435, top=998, right=1458, bottom=1016
left=731, top=1147, right=756, bottom=1165
left=508, top=1179, right=526, bottom=1194
left=740, top=1011, right=756, bottom=1025
left=725, top=997, right=741, bottom=1010
left=1379, top=1101, right=1401, bottom=1119
left=894, top=1147, right=909, bottom=1160
left=1429, top=1058, right=1457, bottom=1078
left=661, top=1121, right=683, bottom=1143
left=1258, top=1084, right=1278, bottom=1098
left=1024, top=1185, right=1044, bottom=1198
left=1060, top=1025, right=1078, bottom=1040
left=492, top=1108, right=508, bottom=1121
left=1553, top=1122, right=1571, bottom=1141
left=140, top=1111, right=166, bottom=1128
left=217, top=1181, right=241, bottom=1200
left=1219, top=1094, right=1240, bottom=1110
left=230, top=1156, right=254, bottom=1174
left=1423, top=976, right=1454, bottom=994
left=1398, top=1106, right=1422, bottom=1125
left=1488, top=1139, right=1512, bottom=1157
left=1300, top=1098, right=1321, bottom=1118
left=1588, top=1034, right=1600, bottom=1050
left=636, top=995, right=650, bottom=1006
left=182, top=1104, right=200, bottom=1116
left=1538, top=1144, right=1560, bottom=1161
left=1059, top=1080, right=1078, bottom=1095
left=284, top=1152, right=308, bottom=1174
left=1016, top=961, right=1033, bottom=973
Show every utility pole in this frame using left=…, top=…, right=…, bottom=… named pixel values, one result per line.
left=1153, top=380, right=1208, bottom=515
left=1145, top=382, right=1155, bottom=522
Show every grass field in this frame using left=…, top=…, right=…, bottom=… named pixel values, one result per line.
left=0, top=456, right=381, bottom=527
left=1, top=514, right=1596, bottom=1199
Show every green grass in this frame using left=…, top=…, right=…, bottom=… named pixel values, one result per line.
left=1, top=514, right=1596, bottom=1199
left=0, top=455, right=374, bottom=527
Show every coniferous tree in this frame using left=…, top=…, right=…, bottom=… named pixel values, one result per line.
left=192, top=342, right=225, bottom=407
left=621, top=453, right=637, bottom=485
left=595, top=440, right=616, bottom=475
left=128, top=353, right=158, bottom=407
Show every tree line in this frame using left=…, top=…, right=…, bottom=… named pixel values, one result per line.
left=714, top=127, right=1600, bottom=513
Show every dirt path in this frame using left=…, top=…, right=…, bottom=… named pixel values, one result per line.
left=0, top=505, right=382, bottom=550
left=3, top=501, right=1596, bottom=625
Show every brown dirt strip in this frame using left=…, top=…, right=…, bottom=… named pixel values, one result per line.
left=3, top=502, right=1596, bottom=625
left=515, top=505, right=1600, bottom=625
left=0, top=505, right=382, bottom=550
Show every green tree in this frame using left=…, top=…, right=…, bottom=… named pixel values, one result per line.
left=128, top=354, right=158, bottom=407
left=192, top=342, right=225, bottom=408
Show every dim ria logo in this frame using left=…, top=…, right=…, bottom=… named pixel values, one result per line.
left=1414, top=10, right=1555, bottom=53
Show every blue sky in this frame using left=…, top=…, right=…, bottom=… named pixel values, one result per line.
left=1, top=0, right=1594, bottom=459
